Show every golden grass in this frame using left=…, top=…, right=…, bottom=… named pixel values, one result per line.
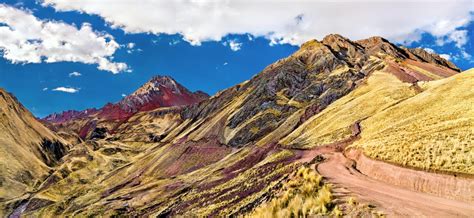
left=282, top=66, right=474, bottom=174
left=0, top=89, right=69, bottom=199
left=246, top=166, right=336, bottom=217
left=117, top=109, right=182, bottom=142
left=350, top=69, right=474, bottom=174
left=281, top=69, right=418, bottom=148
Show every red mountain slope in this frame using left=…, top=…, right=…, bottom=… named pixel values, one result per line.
left=42, top=76, right=208, bottom=138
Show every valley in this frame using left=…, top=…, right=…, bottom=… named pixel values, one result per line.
left=0, top=34, right=473, bottom=217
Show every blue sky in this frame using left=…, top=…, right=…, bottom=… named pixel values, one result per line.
left=0, top=0, right=473, bottom=117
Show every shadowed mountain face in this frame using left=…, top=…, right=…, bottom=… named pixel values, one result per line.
left=2, top=35, right=472, bottom=217
left=0, top=89, right=69, bottom=201
left=42, top=76, right=209, bottom=140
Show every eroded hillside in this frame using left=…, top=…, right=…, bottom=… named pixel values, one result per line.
left=2, top=34, right=473, bottom=217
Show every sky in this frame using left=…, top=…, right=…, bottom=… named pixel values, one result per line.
left=0, top=0, right=473, bottom=118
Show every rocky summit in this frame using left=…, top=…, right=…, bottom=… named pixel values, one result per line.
left=1, top=34, right=473, bottom=217
left=41, top=76, right=208, bottom=141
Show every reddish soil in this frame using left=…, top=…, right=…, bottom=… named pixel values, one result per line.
left=404, top=59, right=458, bottom=78
left=165, top=140, right=232, bottom=176
left=386, top=61, right=431, bottom=82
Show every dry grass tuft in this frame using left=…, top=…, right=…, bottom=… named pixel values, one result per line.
left=246, top=166, right=337, bottom=217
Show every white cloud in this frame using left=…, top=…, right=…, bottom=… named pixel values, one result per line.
left=69, top=71, right=82, bottom=77
left=225, top=40, right=242, bottom=51
left=97, top=57, right=127, bottom=73
left=448, top=30, right=468, bottom=48
left=422, top=48, right=452, bottom=61
left=169, top=39, right=181, bottom=46
left=247, top=34, right=254, bottom=41
left=52, top=87, right=80, bottom=93
left=0, top=4, right=127, bottom=74
left=223, top=62, right=228, bottom=66
left=423, top=48, right=435, bottom=54
left=42, top=0, right=473, bottom=47
left=121, top=93, right=126, bottom=97
left=461, top=50, right=472, bottom=59
left=439, top=54, right=451, bottom=60
left=435, top=30, right=468, bottom=48
left=42, top=87, right=48, bottom=91
left=125, top=42, right=142, bottom=54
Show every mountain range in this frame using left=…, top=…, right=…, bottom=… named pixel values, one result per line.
left=0, top=34, right=473, bottom=217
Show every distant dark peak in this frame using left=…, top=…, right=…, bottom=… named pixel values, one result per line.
left=42, top=108, right=98, bottom=123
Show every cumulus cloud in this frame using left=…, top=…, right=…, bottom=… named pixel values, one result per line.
left=439, top=54, right=451, bottom=60
left=448, top=30, right=468, bottom=48
left=0, top=4, right=127, bottom=73
left=69, top=71, right=82, bottom=77
left=461, top=50, right=472, bottom=59
left=52, top=87, right=80, bottom=93
left=41, top=0, right=473, bottom=47
left=423, top=48, right=435, bottom=54
left=223, top=39, right=242, bottom=51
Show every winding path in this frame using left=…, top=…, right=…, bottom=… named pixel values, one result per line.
left=316, top=152, right=474, bottom=217
left=291, top=122, right=474, bottom=217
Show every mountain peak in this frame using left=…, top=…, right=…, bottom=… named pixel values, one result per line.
left=43, top=75, right=209, bottom=139
left=355, top=36, right=408, bottom=59
left=136, top=75, right=182, bottom=96
left=359, top=36, right=390, bottom=43
left=97, top=75, right=208, bottom=120
left=322, top=34, right=351, bottom=44
left=150, top=75, right=175, bottom=83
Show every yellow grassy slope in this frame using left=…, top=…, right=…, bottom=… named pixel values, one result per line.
left=0, top=89, right=67, bottom=200
left=280, top=70, right=419, bottom=148
left=350, top=69, right=474, bottom=174
left=281, top=67, right=473, bottom=174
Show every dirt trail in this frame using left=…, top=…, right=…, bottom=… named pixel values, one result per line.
left=316, top=152, right=474, bottom=217
left=290, top=122, right=474, bottom=217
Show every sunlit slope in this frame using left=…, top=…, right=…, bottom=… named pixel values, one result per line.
left=282, top=68, right=473, bottom=174
left=0, top=89, right=68, bottom=200
left=280, top=69, right=419, bottom=147
left=351, top=69, right=474, bottom=174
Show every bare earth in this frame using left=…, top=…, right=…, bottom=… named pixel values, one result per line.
left=316, top=152, right=474, bottom=217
